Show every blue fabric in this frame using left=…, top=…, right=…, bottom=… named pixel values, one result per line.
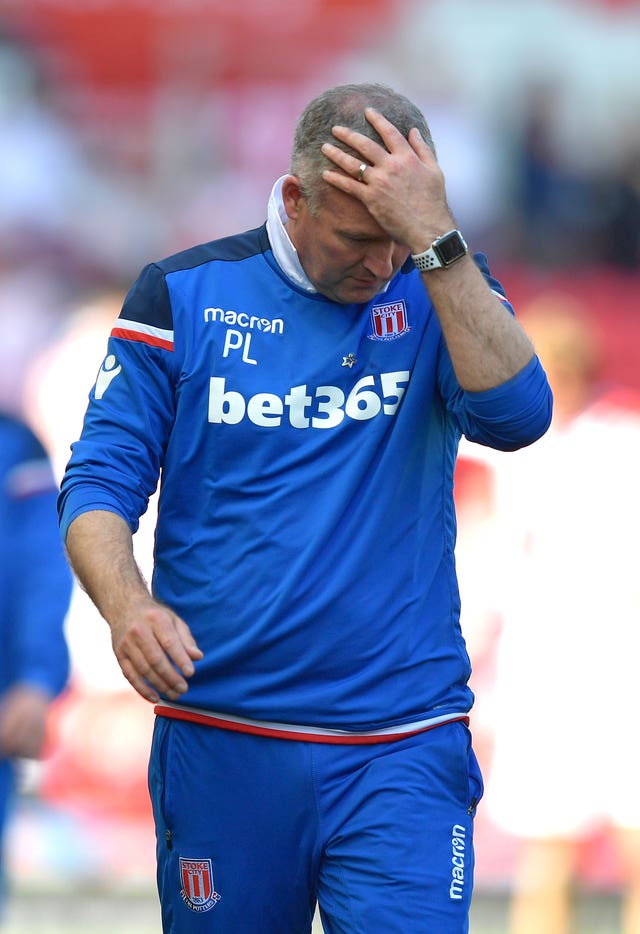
left=0, top=415, right=70, bottom=699
left=149, top=718, right=483, bottom=933
left=0, top=761, right=15, bottom=910
left=0, top=413, right=70, bottom=900
left=58, top=228, right=551, bottom=732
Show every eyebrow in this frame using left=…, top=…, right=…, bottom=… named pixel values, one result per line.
left=337, top=229, right=390, bottom=243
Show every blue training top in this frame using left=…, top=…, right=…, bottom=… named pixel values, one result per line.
left=58, top=222, right=551, bottom=731
left=1, top=414, right=70, bottom=708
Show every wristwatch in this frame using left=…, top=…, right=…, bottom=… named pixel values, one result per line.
left=411, top=229, right=468, bottom=272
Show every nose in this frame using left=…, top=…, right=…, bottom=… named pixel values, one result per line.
left=363, top=241, right=396, bottom=280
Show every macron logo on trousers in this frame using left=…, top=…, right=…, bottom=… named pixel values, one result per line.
left=449, top=824, right=467, bottom=900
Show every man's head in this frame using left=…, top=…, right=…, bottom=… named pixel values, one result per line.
left=282, top=83, right=434, bottom=305
left=290, top=83, right=434, bottom=213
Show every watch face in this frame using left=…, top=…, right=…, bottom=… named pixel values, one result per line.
left=435, top=232, right=467, bottom=266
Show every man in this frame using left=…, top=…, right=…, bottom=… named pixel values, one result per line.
left=58, top=83, right=552, bottom=933
left=0, top=412, right=70, bottom=907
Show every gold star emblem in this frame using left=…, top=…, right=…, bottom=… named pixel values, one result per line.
left=342, top=353, right=356, bottom=368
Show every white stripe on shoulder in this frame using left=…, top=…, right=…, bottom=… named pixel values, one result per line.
left=114, top=320, right=174, bottom=342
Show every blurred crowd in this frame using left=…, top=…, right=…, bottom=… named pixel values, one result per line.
left=0, top=0, right=639, bottom=929
left=456, top=298, right=640, bottom=933
left=0, top=0, right=639, bottom=416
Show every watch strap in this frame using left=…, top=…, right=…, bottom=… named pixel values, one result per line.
left=411, top=245, right=444, bottom=272
left=411, top=229, right=468, bottom=271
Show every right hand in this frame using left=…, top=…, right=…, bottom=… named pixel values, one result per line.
left=0, top=684, right=53, bottom=759
left=110, top=598, right=203, bottom=703
left=321, top=108, right=454, bottom=254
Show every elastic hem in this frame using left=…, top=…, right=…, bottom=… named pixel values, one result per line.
left=154, top=703, right=469, bottom=745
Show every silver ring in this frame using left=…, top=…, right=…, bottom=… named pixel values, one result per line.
left=357, top=162, right=368, bottom=182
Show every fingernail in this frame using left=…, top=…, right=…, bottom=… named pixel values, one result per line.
left=166, top=685, right=187, bottom=701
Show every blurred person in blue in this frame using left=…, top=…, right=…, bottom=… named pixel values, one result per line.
left=481, top=297, right=640, bottom=934
left=58, top=83, right=552, bottom=933
left=0, top=412, right=71, bottom=907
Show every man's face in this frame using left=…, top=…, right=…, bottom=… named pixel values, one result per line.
left=282, top=178, right=410, bottom=305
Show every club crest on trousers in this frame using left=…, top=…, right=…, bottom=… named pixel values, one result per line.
left=179, top=857, right=222, bottom=912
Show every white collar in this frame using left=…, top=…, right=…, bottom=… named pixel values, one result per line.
left=265, top=175, right=392, bottom=297
left=266, top=176, right=317, bottom=293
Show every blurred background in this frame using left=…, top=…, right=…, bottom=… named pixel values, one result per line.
left=0, top=0, right=639, bottom=931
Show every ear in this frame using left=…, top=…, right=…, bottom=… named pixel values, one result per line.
left=281, top=175, right=305, bottom=221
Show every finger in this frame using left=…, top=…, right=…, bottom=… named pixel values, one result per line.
left=408, top=126, right=437, bottom=163
left=332, top=109, right=410, bottom=160
left=140, top=606, right=202, bottom=678
left=152, top=627, right=201, bottom=682
left=362, top=112, right=435, bottom=179
left=118, top=655, right=162, bottom=704
left=329, top=124, right=383, bottom=164
left=174, top=617, right=204, bottom=668
left=336, top=110, right=434, bottom=177
left=321, top=166, right=368, bottom=200
left=363, top=107, right=411, bottom=151
left=114, top=631, right=191, bottom=699
left=321, top=141, right=372, bottom=181
left=119, top=643, right=189, bottom=702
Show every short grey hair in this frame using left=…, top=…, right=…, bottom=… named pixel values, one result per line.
left=290, top=83, right=435, bottom=212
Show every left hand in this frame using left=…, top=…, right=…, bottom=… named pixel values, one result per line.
left=321, top=107, right=455, bottom=253
left=0, top=684, right=52, bottom=759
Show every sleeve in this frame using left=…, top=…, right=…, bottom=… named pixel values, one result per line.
left=436, top=253, right=553, bottom=451
left=57, top=263, right=179, bottom=540
left=5, top=421, right=71, bottom=697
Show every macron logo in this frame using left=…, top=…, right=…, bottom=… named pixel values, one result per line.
left=204, top=307, right=284, bottom=334
left=449, top=824, right=467, bottom=901
left=95, top=354, right=122, bottom=399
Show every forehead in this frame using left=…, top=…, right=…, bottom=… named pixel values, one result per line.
left=313, top=185, right=388, bottom=239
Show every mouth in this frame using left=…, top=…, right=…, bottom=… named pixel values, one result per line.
left=350, top=276, right=383, bottom=289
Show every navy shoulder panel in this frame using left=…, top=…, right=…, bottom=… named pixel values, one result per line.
left=118, top=225, right=270, bottom=333
left=400, top=255, right=416, bottom=276
left=159, top=224, right=269, bottom=276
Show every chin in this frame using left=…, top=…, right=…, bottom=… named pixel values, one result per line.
left=353, top=287, right=383, bottom=303
left=339, top=282, right=383, bottom=304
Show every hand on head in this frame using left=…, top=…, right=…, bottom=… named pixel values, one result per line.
left=320, top=108, right=455, bottom=254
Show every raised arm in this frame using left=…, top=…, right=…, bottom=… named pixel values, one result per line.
left=321, top=107, right=535, bottom=392
left=65, top=509, right=202, bottom=704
